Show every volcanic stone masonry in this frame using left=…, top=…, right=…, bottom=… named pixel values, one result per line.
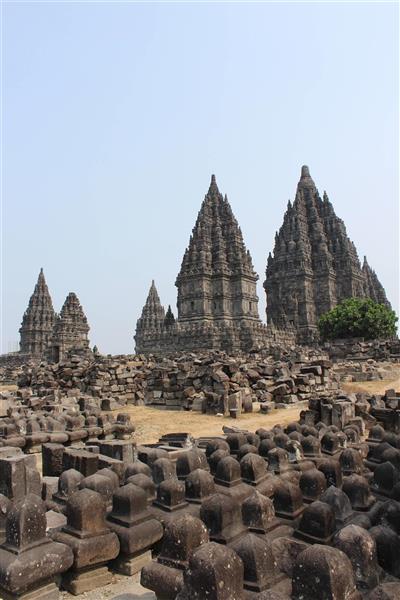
left=8, top=350, right=341, bottom=414
left=264, top=166, right=390, bottom=342
left=0, top=371, right=400, bottom=598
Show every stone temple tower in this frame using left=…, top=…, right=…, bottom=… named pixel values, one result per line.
left=134, top=281, right=168, bottom=353
left=264, top=166, right=389, bottom=340
left=362, top=257, right=391, bottom=308
left=19, top=268, right=56, bottom=357
left=174, top=175, right=265, bottom=351
left=48, top=292, right=90, bottom=362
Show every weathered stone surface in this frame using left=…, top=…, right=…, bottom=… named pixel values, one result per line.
left=107, top=483, right=163, bottom=575
left=292, top=544, right=361, bottom=599
left=52, top=489, right=120, bottom=594
left=334, top=524, right=380, bottom=590
left=0, top=494, right=73, bottom=598
left=141, top=513, right=208, bottom=599
left=176, top=541, right=245, bottom=600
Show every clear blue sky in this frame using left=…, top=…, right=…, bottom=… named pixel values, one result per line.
left=2, top=1, right=398, bottom=355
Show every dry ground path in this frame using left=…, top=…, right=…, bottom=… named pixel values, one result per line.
left=121, top=403, right=304, bottom=445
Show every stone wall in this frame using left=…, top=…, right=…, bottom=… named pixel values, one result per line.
left=324, top=338, right=400, bottom=361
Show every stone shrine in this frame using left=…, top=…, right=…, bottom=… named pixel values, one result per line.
left=264, top=166, right=390, bottom=341
left=47, top=292, right=90, bottom=362
left=19, top=269, right=56, bottom=357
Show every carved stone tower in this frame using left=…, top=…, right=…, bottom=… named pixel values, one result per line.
left=173, top=175, right=265, bottom=352
left=19, top=268, right=56, bottom=357
left=362, top=257, right=391, bottom=307
left=134, top=281, right=167, bottom=353
left=48, top=292, right=90, bottom=362
left=176, top=175, right=260, bottom=325
left=264, top=166, right=389, bottom=340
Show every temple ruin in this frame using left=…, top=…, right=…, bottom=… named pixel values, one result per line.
left=264, top=166, right=390, bottom=342
left=17, top=271, right=91, bottom=363
left=19, top=268, right=56, bottom=357
left=47, top=292, right=91, bottom=362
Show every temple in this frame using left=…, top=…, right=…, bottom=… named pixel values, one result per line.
left=264, top=166, right=390, bottom=341
left=47, top=292, right=91, bottom=362
left=19, top=268, right=56, bottom=357
left=362, top=257, right=391, bottom=307
left=134, top=281, right=169, bottom=354
left=135, top=176, right=293, bottom=354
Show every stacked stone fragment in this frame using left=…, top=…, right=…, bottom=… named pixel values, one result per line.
left=0, top=384, right=400, bottom=598
left=12, top=351, right=341, bottom=415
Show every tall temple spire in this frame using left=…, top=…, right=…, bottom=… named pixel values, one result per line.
left=19, top=268, right=56, bottom=357
left=362, top=256, right=391, bottom=308
left=175, top=174, right=260, bottom=328
left=264, top=165, right=388, bottom=340
left=298, top=165, right=316, bottom=190
left=135, top=280, right=165, bottom=335
left=47, top=292, right=90, bottom=362
left=164, top=305, right=175, bottom=328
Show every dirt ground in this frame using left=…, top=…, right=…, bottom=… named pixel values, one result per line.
left=119, top=403, right=305, bottom=445
left=118, top=374, right=400, bottom=445
left=341, top=376, right=400, bottom=396
left=2, top=377, right=400, bottom=446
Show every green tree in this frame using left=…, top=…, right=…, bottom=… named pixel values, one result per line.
left=318, top=298, right=398, bottom=341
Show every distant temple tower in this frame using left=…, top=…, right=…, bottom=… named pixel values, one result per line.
left=19, top=268, right=56, bottom=357
left=362, top=257, right=391, bottom=307
left=264, top=166, right=390, bottom=340
left=134, top=281, right=169, bottom=353
left=176, top=175, right=261, bottom=326
left=48, top=292, right=90, bottom=362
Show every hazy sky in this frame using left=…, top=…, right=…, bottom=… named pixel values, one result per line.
left=2, top=1, right=398, bottom=355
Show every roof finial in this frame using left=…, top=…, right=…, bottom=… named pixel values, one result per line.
left=208, top=173, right=220, bottom=196
left=301, top=165, right=310, bottom=179
left=298, top=165, right=316, bottom=189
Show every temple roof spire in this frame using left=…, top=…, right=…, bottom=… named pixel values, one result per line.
left=19, top=268, right=56, bottom=357
left=176, top=175, right=257, bottom=284
left=298, top=164, right=316, bottom=189
left=264, top=165, right=390, bottom=337
left=207, top=173, right=220, bottom=197
left=47, top=292, right=90, bottom=361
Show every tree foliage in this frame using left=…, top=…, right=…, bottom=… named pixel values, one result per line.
left=318, top=297, right=398, bottom=341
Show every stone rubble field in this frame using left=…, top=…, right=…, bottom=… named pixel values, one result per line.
left=0, top=350, right=399, bottom=599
